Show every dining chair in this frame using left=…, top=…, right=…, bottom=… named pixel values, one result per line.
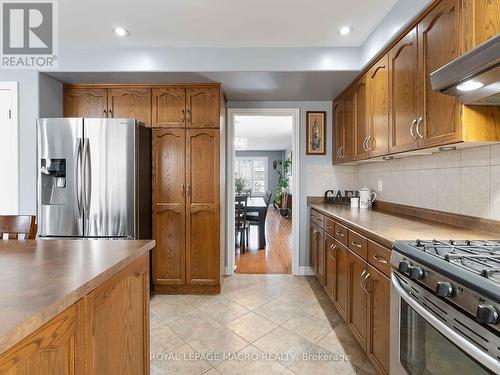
left=235, top=195, right=250, bottom=253
left=246, top=190, right=272, bottom=240
left=0, top=215, right=37, bottom=239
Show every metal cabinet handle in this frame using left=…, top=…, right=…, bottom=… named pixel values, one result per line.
left=340, top=146, right=345, bottom=158
left=181, top=109, right=185, bottom=122
left=337, top=147, right=341, bottom=158
left=103, top=109, right=108, bottom=118
left=181, top=184, right=185, bottom=196
left=367, top=136, right=373, bottom=151
left=416, top=116, right=423, bottom=138
left=373, top=254, right=388, bottom=264
left=410, top=118, right=417, bottom=139
left=325, top=224, right=333, bottom=229
left=362, top=137, right=368, bottom=152
left=109, top=109, right=113, bottom=118
left=360, top=270, right=367, bottom=290
left=329, top=243, right=336, bottom=252
left=336, top=231, right=345, bottom=237
left=187, top=109, right=191, bottom=123
left=186, top=185, right=191, bottom=196
left=363, top=273, right=371, bottom=292
left=351, top=241, right=362, bottom=248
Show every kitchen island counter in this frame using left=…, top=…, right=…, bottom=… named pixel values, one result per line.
left=0, top=239, right=154, bottom=365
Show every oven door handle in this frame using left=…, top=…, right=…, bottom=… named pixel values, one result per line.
left=391, top=273, right=500, bottom=374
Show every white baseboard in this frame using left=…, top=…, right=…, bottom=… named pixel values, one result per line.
left=225, top=266, right=235, bottom=276
left=294, top=266, right=315, bottom=276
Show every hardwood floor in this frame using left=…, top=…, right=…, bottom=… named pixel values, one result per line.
left=235, top=207, right=292, bottom=274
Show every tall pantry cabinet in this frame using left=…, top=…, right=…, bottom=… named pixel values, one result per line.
left=152, top=85, right=225, bottom=294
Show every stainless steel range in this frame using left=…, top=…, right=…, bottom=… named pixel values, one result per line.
left=390, top=239, right=500, bottom=375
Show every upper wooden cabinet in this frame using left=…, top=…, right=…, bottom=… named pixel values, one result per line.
left=108, top=88, right=152, bottom=125
left=367, top=54, right=389, bottom=157
left=418, top=0, right=462, bottom=148
left=152, top=88, right=186, bottom=128
left=332, top=0, right=500, bottom=165
left=64, top=87, right=108, bottom=118
left=64, top=86, right=151, bottom=125
left=388, top=27, right=420, bottom=154
left=186, top=88, right=220, bottom=128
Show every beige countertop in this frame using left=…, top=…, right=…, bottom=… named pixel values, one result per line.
left=0, top=239, right=155, bottom=355
left=309, top=202, right=500, bottom=249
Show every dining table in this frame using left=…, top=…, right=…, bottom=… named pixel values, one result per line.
left=242, top=196, right=268, bottom=249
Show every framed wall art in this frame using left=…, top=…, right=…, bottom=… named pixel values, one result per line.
left=306, top=111, right=326, bottom=155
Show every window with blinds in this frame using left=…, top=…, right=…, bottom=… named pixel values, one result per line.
left=234, top=157, right=268, bottom=196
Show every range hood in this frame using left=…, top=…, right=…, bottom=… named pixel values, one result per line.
left=430, top=34, right=500, bottom=106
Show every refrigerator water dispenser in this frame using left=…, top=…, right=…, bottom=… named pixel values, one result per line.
left=40, top=158, right=66, bottom=205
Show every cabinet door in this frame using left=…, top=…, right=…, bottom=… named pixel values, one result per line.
left=107, top=88, right=152, bottom=126
left=186, top=129, right=220, bottom=285
left=353, top=76, right=369, bottom=161
left=367, top=265, right=390, bottom=375
left=343, top=87, right=356, bottom=162
left=317, top=227, right=325, bottom=285
left=64, top=88, right=107, bottom=117
left=325, top=233, right=337, bottom=300
left=368, top=54, right=389, bottom=157
left=334, top=240, right=349, bottom=321
left=152, top=129, right=186, bottom=285
left=348, top=251, right=368, bottom=351
left=418, top=0, right=462, bottom=148
left=152, top=88, right=186, bottom=128
left=463, top=0, right=500, bottom=52
left=388, top=27, right=420, bottom=153
left=87, top=254, right=149, bottom=375
left=310, top=224, right=318, bottom=273
left=186, top=88, right=220, bottom=128
left=332, top=99, right=344, bottom=164
left=0, top=305, right=78, bottom=374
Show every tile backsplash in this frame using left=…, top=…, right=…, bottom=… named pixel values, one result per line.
left=357, top=144, right=500, bottom=221
left=307, top=144, right=500, bottom=220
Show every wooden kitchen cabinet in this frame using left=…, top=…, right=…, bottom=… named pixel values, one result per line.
left=64, top=87, right=108, bottom=118
left=152, top=87, right=186, bottom=128
left=462, top=0, right=500, bottom=52
left=353, top=75, right=369, bottom=161
left=342, top=87, right=356, bottom=162
left=417, top=0, right=462, bottom=148
left=332, top=99, right=344, bottom=164
left=367, top=54, right=389, bottom=157
left=186, top=129, right=220, bottom=286
left=348, top=251, right=368, bottom=350
left=325, top=233, right=337, bottom=300
left=186, top=88, right=220, bottom=128
left=388, top=27, right=420, bottom=154
left=334, top=240, right=349, bottom=321
left=367, top=265, right=391, bottom=375
left=107, top=87, right=152, bottom=125
left=309, top=223, right=319, bottom=278
left=152, top=129, right=186, bottom=286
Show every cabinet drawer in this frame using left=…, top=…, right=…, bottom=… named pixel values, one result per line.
left=367, top=240, right=391, bottom=277
left=348, top=229, right=368, bottom=259
left=334, top=222, right=348, bottom=246
left=324, top=217, right=335, bottom=236
left=310, top=210, right=324, bottom=229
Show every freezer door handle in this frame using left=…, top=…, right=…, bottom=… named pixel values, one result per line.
left=82, top=138, right=91, bottom=218
left=74, top=138, right=83, bottom=218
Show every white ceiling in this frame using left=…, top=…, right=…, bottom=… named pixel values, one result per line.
left=60, top=0, right=397, bottom=48
left=234, top=116, right=292, bottom=150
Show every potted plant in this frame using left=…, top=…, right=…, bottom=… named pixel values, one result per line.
left=273, top=158, right=292, bottom=216
left=235, top=177, right=245, bottom=195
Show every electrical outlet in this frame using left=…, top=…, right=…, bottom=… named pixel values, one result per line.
left=377, top=180, right=383, bottom=192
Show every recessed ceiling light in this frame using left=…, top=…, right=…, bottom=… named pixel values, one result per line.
left=339, top=27, right=351, bottom=36
left=456, top=80, right=483, bottom=91
left=113, top=27, right=129, bottom=37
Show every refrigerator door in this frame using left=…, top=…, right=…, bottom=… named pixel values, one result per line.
left=38, top=118, right=84, bottom=236
left=83, top=118, right=135, bottom=237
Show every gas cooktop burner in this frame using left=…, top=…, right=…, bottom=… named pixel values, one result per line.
left=410, top=239, right=500, bottom=282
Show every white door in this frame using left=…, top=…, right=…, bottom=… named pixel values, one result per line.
left=0, top=82, right=18, bottom=214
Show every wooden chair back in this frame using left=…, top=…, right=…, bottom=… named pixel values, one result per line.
left=0, top=215, right=37, bottom=239
left=235, top=195, right=248, bottom=229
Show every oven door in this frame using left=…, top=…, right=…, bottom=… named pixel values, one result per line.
left=390, top=273, right=499, bottom=375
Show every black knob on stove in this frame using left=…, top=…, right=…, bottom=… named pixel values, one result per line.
left=476, top=305, right=499, bottom=325
left=409, top=266, right=424, bottom=280
left=435, top=281, right=453, bottom=297
left=398, top=260, right=410, bottom=273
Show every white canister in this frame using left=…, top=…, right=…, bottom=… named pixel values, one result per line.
left=350, top=197, right=359, bottom=208
left=359, top=187, right=376, bottom=209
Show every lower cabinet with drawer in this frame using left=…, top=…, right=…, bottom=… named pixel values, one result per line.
left=309, top=208, right=390, bottom=375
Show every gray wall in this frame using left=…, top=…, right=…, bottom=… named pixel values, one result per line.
left=228, top=101, right=332, bottom=267
left=39, top=74, right=63, bottom=118
left=235, top=150, right=285, bottom=197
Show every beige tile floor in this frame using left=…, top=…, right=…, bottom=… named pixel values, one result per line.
left=150, top=275, right=377, bottom=375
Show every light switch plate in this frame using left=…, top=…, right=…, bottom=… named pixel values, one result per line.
left=377, top=180, right=383, bottom=192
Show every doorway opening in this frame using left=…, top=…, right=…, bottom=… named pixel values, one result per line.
left=227, top=108, right=300, bottom=275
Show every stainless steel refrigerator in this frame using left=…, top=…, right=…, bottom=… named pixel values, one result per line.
left=37, top=118, right=151, bottom=239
